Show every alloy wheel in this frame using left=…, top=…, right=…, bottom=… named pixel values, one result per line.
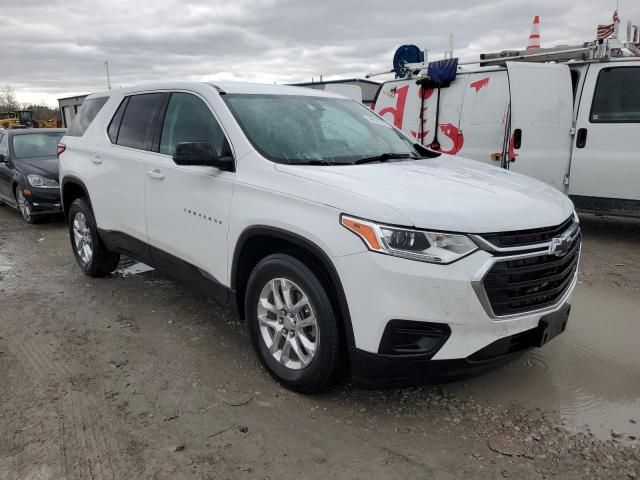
left=16, top=189, right=31, bottom=222
left=72, top=212, right=93, bottom=264
left=257, top=278, right=319, bottom=370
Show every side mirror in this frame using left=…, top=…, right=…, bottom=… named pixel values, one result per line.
left=173, top=142, right=235, bottom=172
left=172, top=142, right=234, bottom=171
left=0, top=154, right=6, bottom=163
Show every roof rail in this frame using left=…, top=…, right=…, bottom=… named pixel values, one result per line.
left=479, top=45, right=594, bottom=66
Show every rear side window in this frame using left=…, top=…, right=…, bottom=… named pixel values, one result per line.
left=116, top=93, right=165, bottom=151
left=67, top=97, right=108, bottom=136
left=590, top=67, right=640, bottom=123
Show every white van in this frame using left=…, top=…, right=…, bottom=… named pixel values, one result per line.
left=372, top=44, right=640, bottom=217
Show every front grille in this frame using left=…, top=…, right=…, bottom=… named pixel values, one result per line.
left=482, top=233, right=580, bottom=316
left=480, top=216, right=574, bottom=249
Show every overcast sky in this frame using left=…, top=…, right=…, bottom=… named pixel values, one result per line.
left=3, top=0, right=639, bottom=106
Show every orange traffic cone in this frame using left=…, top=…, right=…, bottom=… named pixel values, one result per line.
left=527, top=16, right=541, bottom=50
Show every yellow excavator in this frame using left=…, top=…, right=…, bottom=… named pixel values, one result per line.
left=0, top=111, right=60, bottom=129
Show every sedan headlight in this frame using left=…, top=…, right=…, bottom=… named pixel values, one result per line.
left=341, top=215, right=477, bottom=264
left=27, top=174, right=59, bottom=188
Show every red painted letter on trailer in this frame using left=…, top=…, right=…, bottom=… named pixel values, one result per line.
left=470, top=77, right=490, bottom=92
left=378, top=85, right=410, bottom=129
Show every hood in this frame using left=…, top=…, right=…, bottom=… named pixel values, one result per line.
left=274, top=155, right=574, bottom=233
left=14, top=156, right=59, bottom=179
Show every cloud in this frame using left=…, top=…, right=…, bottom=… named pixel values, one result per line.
left=3, top=0, right=638, bottom=106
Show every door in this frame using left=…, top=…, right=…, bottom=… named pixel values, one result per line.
left=0, top=133, right=13, bottom=202
left=144, top=91, right=234, bottom=287
left=456, top=70, right=510, bottom=166
left=568, top=64, right=640, bottom=211
left=506, top=62, right=574, bottom=191
left=374, top=77, right=467, bottom=154
left=89, top=93, right=167, bottom=250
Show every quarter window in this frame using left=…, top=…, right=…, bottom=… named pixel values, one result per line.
left=117, top=93, right=165, bottom=151
left=0, top=133, right=7, bottom=155
left=67, top=97, right=108, bottom=136
left=107, top=97, right=129, bottom=144
left=159, top=93, right=228, bottom=157
left=590, top=67, right=640, bottom=123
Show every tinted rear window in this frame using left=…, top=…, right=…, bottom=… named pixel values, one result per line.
left=116, top=93, right=165, bottom=151
left=67, top=97, right=108, bottom=136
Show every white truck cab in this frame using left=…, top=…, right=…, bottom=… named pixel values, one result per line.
left=372, top=43, right=640, bottom=217
left=58, top=82, right=579, bottom=392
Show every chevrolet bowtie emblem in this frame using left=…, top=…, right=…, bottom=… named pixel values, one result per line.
left=548, top=235, right=572, bottom=257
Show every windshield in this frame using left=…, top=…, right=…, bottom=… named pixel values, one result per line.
left=223, top=94, right=419, bottom=164
left=12, top=133, right=64, bottom=159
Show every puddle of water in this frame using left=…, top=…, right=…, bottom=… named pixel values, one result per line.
left=116, top=257, right=154, bottom=277
left=449, top=284, right=640, bottom=443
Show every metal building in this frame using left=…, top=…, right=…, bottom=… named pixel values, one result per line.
left=58, top=94, right=88, bottom=128
left=289, top=78, right=381, bottom=105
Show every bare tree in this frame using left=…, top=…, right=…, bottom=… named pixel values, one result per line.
left=0, top=85, right=19, bottom=112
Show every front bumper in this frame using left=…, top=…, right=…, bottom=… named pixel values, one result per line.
left=350, top=303, right=571, bottom=388
left=21, top=186, right=62, bottom=216
left=333, top=247, right=578, bottom=383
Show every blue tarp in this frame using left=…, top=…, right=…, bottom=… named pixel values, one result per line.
left=426, top=58, right=459, bottom=86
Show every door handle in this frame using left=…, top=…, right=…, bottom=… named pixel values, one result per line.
left=90, top=154, right=102, bottom=165
left=146, top=168, right=165, bottom=180
left=513, top=129, right=522, bottom=150
left=576, top=128, right=587, bottom=148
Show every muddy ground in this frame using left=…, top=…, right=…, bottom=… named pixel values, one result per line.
left=0, top=205, right=638, bottom=480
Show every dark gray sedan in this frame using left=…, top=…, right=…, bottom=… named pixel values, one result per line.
left=0, top=128, right=66, bottom=223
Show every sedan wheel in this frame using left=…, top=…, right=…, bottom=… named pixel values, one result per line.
left=16, top=189, right=32, bottom=222
left=72, top=211, right=93, bottom=265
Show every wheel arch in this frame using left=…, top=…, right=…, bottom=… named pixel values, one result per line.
left=11, top=179, right=20, bottom=198
left=61, top=176, right=92, bottom=220
left=231, top=226, right=356, bottom=348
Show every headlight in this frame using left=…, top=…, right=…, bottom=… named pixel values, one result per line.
left=27, top=174, right=59, bottom=188
left=341, top=215, right=477, bottom=264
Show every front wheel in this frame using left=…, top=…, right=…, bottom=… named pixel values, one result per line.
left=16, top=188, right=37, bottom=224
left=67, top=198, right=120, bottom=277
left=245, top=254, right=341, bottom=393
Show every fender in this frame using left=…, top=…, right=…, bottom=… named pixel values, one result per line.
left=61, top=175, right=92, bottom=214
left=231, top=225, right=356, bottom=348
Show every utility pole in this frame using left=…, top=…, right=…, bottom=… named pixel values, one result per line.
left=104, top=61, right=112, bottom=90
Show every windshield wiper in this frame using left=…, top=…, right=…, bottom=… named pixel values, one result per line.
left=354, top=153, right=417, bottom=165
left=286, top=159, right=353, bottom=166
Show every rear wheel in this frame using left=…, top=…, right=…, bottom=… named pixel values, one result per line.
left=245, top=254, right=341, bottom=393
left=68, top=198, right=120, bottom=277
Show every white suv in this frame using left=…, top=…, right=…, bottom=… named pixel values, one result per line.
left=58, top=82, right=581, bottom=392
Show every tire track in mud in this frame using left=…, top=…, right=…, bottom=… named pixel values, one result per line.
left=6, top=334, right=128, bottom=480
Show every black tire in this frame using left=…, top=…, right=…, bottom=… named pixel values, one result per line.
left=245, top=253, right=341, bottom=393
left=67, top=198, right=120, bottom=277
left=15, top=187, right=38, bottom=224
